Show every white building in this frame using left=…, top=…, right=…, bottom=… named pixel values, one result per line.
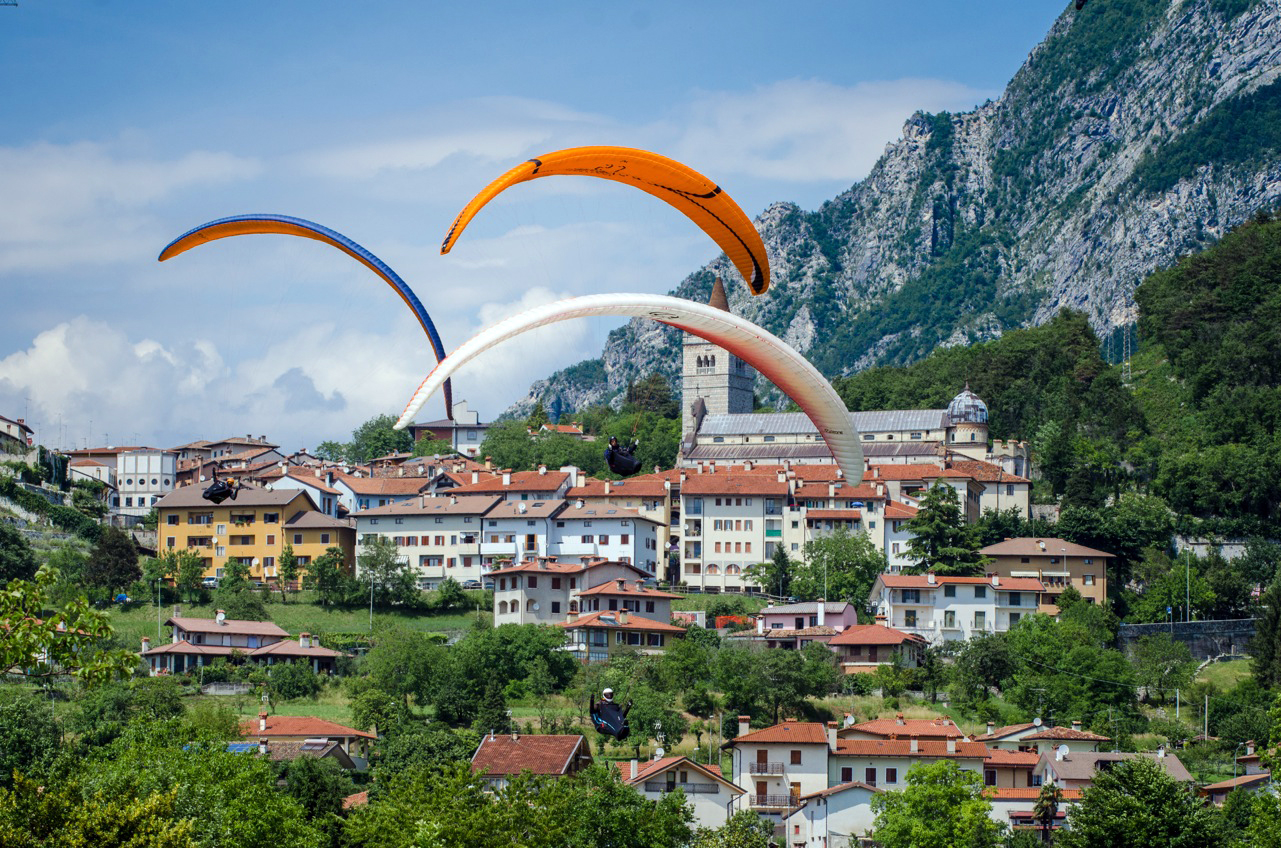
left=490, top=558, right=651, bottom=625
left=356, top=495, right=502, bottom=589
left=115, top=448, right=178, bottom=517
left=869, top=573, right=1046, bottom=644
left=619, top=757, right=745, bottom=830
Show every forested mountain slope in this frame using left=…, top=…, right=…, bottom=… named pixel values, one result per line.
left=512, top=0, right=1281, bottom=416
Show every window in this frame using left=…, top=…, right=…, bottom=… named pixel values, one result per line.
left=1008, top=592, right=1021, bottom=606
left=904, top=610, right=917, bottom=627
left=1010, top=612, right=1021, bottom=626
left=944, top=585, right=956, bottom=597
left=551, top=601, right=561, bottom=614
left=985, top=770, right=997, bottom=787
left=620, top=534, right=629, bottom=544
left=840, top=767, right=853, bottom=783
left=166, top=514, right=179, bottom=526
left=1083, top=558, right=1094, bottom=565
left=902, top=589, right=920, bottom=603
left=528, top=576, right=537, bottom=588
left=599, top=535, right=609, bottom=545
left=395, top=517, right=404, bottom=525
left=974, top=611, right=986, bottom=629
left=886, top=768, right=898, bottom=784
left=863, top=434, right=874, bottom=441
left=166, top=536, right=175, bottom=548
left=552, top=578, right=561, bottom=590
left=974, top=585, right=987, bottom=599
left=266, top=534, right=276, bottom=546
left=865, top=768, right=877, bottom=786
left=124, top=497, right=133, bottom=507
left=320, top=533, right=330, bottom=544
left=1083, top=574, right=1095, bottom=586
left=790, top=750, right=802, bottom=765
left=293, top=534, right=303, bottom=545
left=944, top=610, right=956, bottom=628
left=369, top=518, right=379, bottom=525
left=582, top=535, right=594, bottom=544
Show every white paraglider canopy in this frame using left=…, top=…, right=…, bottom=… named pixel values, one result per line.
left=394, top=293, right=864, bottom=481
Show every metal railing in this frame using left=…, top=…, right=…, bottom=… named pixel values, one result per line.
left=748, top=761, right=784, bottom=775
left=750, top=794, right=801, bottom=809
left=643, top=781, right=719, bottom=794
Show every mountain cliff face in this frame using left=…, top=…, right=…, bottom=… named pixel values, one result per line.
left=511, top=0, right=1281, bottom=418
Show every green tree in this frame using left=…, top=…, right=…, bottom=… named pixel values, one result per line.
left=0, top=687, right=62, bottom=789
left=364, top=629, right=443, bottom=709
left=412, top=437, right=455, bottom=458
left=871, top=759, right=1005, bottom=848
left=160, top=548, right=206, bottom=604
left=0, top=565, right=136, bottom=685
left=269, top=661, right=322, bottom=701
left=212, top=578, right=269, bottom=621
left=1058, top=757, right=1224, bottom=848
left=477, top=420, right=537, bottom=472
left=85, top=526, right=140, bottom=590
left=358, top=535, right=418, bottom=608
left=433, top=576, right=467, bottom=611
left=347, top=413, right=413, bottom=463
left=903, top=482, right=988, bottom=575
left=1131, top=633, right=1196, bottom=704
left=374, top=723, right=474, bottom=781
left=1252, top=576, right=1281, bottom=687
left=1033, top=782, right=1063, bottom=846
left=690, top=809, right=773, bottom=848
left=472, top=678, right=511, bottom=736
left=305, top=546, right=356, bottom=608
left=747, top=545, right=793, bottom=599
left=314, top=440, right=347, bottom=463
left=0, top=522, right=37, bottom=583
left=277, top=543, right=299, bottom=601
left=526, top=400, right=550, bottom=431
left=794, top=527, right=884, bottom=611
left=625, top=373, right=679, bottom=419
left=283, top=755, right=353, bottom=820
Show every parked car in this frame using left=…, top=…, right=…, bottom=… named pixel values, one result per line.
left=461, top=580, right=483, bottom=590
left=201, top=577, right=219, bottom=589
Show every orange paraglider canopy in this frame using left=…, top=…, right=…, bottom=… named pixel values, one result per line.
left=441, top=146, right=770, bottom=296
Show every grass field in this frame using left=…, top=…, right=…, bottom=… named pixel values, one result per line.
left=108, top=593, right=487, bottom=650
left=1195, top=658, right=1252, bottom=690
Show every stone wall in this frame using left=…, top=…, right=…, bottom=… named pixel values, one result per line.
left=1117, top=619, right=1257, bottom=660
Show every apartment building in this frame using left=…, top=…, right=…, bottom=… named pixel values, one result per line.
left=155, top=487, right=355, bottom=583
left=869, top=572, right=1046, bottom=644
left=979, top=537, right=1113, bottom=613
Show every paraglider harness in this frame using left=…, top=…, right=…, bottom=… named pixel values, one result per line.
left=604, top=436, right=642, bottom=477
left=202, top=467, right=243, bottom=505
left=589, top=690, right=632, bottom=741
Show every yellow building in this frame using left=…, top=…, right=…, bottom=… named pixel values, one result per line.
left=155, top=487, right=355, bottom=584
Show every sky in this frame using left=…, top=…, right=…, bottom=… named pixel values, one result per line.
left=0, top=1, right=1067, bottom=453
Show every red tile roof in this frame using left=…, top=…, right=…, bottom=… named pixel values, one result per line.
left=446, top=470, right=571, bottom=494
left=864, top=465, right=971, bottom=481
left=800, top=781, right=882, bottom=800
left=567, top=477, right=670, bottom=498
left=575, top=581, right=683, bottom=599
left=342, top=791, right=369, bottom=810
left=833, top=739, right=988, bottom=759
left=471, top=734, right=590, bottom=777
left=884, top=501, right=919, bottom=520
left=985, top=787, right=1082, bottom=801
left=828, top=624, right=925, bottom=647
left=1201, top=772, right=1273, bottom=792
left=335, top=473, right=433, bottom=497
left=947, top=460, right=1031, bottom=484
left=984, top=749, right=1041, bottom=767
left=557, top=610, right=686, bottom=634
left=241, top=715, right=375, bottom=739
left=975, top=723, right=1038, bottom=741
left=841, top=717, right=964, bottom=739
left=732, top=721, right=828, bottom=746
left=681, top=475, right=789, bottom=496
left=167, top=617, right=290, bottom=637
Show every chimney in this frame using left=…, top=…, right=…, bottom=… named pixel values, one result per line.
left=258, top=737, right=268, bottom=756
left=817, top=600, right=826, bottom=627
left=173, top=605, right=181, bottom=617
left=1157, top=745, right=1166, bottom=759
left=619, top=610, right=630, bottom=625
left=472, top=471, right=480, bottom=484
left=538, top=558, right=548, bottom=570
left=299, top=632, right=310, bottom=650
left=926, top=572, right=936, bottom=585
left=511, top=730, right=518, bottom=742
left=1071, top=720, right=1081, bottom=732
left=896, top=713, right=905, bottom=726
left=946, top=737, right=956, bottom=754
left=629, top=758, right=638, bottom=779
left=990, top=573, right=1000, bottom=587
left=604, top=481, right=611, bottom=495
left=259, top=710, right=268, bottom=733
left=1246, top=740, right=1256, bottom=756
left=1055, top=747, right=1067, bottom=762
left=827, top=721, right=838, bottom=749
left=141, top=636, right=151, bottom=653
left=518, top=502, right=526, bottom=513
left=738, top=715, right=750, bottom=738
left=986, top=721, right=995, bottom=737
left=616, top=578, right=626, bottom=591
left=777, top=470, right=787, bottom=483
left=538, top=464, right=547, bottom=475
left=419, top=495, right=426, bottom=508
left=835, top=468, right=844, bottom=479
left=756, top=615, right=765, bottom=635
left=502, top=470, right=512, bottom=486
left=451, top=495, right=458, bottom=505
left=910, top=735, right=919, bottom=753
left=843, top=713, right=854, bottom=728
left=566, top=611, right=579, bottom=623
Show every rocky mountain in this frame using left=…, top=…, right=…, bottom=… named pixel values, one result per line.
left=511, top=0, right=1281, bottom=418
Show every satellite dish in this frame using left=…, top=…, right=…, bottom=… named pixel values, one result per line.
left=1056, top=744, right=1070, bottom=759
left=655, top=747, right=665, bottom=758
left=212, top=537, right=219, bottom=545
left=532, top=602, right=540, bottom=612
left=252, top=558, right=260, bottom=566
left=1033, top=717, right=1043, bottom=727
left=215, top=611, right=226, bottom=623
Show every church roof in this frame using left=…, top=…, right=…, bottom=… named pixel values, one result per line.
left=708, top=277, right=730, bottom=311
left=697, top=409, right=948, bottom=437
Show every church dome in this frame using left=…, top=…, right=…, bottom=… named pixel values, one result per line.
left=947, top=384, right=988, bottom=424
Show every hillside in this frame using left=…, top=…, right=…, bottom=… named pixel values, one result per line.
left=512, top=0, right=1281, bottom=416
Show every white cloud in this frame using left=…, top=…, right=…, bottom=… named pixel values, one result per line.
left=669, top=78, right=992, bottom=183
left=0, top=141, right=260, bottom=273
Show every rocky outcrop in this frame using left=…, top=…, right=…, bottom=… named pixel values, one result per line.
left=509, top=0, right=1281, bottom=418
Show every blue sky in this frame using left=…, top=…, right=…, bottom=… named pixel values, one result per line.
left=0, top=1, right=1066, bottom=451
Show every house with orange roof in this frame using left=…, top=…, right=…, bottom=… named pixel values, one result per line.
left=726, top=717, right=832, bottom=819
left=974, top=721, right=1042, bottom=750
left=983, top=746, right=1042, bottom=789
left=438, top=466, right=574, bottom=501
left=470, top=731, right=592, bottom=790
left=979, top=537, right=1113, bottom=613
left=141, top=615, right=347, bottom=675
left=870, top=572, right=1045, bottom=644
left=729, top=601, right=863, bottom=652
left=827, top=625, right=928, bottom=673
left=332, top=472, right=434, bottom=512
left=786, top=779, right=883, bottom=847
left=559, top=606, right=687, bottom=661
left=1035, top=748, right=1192, bottom=791
left=617, top=756, right=744, bottom=828
left=948, top=459, right=1031, bottom=518
left=679, top=469, right=793, bottom=592
left=1020, top=722, right=1110, bottom=755
left=491, top=558, right=652, bottom=626
left=241, top=709, right=375, bottom=768
left=566, top=471, right=679, bottom=575
left=838, top=713, right=965, bottom=742
left=0, top=413, right=34, bottom=454
left=356, top=495, right=502, bottom=590
left=985, top=786, right=1081, bottom=832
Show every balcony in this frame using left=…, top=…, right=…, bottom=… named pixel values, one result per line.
left=765, top=529, right=782, bottom=538
left=748, top=761, right=784, bottom=775
left=644, top=781, right=719, bottom=794
left=750, top=794, right=801, bottom=810
left=480, top=541, right=518, bottom=557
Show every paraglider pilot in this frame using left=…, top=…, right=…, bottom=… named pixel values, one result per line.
left=589, top=687, right=633, bottom=740
left=202, top=467, right=243, bottom=505
left=605, top=436, right=642, bottom=477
